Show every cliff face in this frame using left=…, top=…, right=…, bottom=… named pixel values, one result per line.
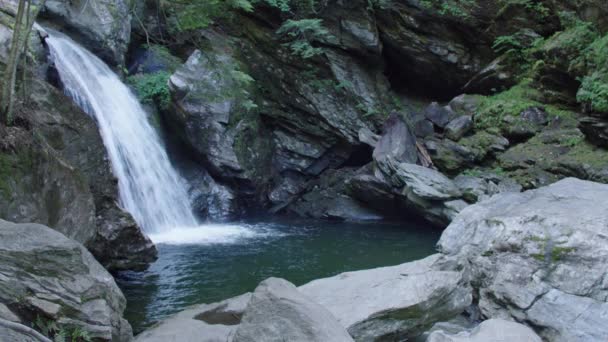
left=128, top=0, right=608, bottom=222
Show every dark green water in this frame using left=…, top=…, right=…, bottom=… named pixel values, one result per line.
left=117, top=218, right=440, bottom=333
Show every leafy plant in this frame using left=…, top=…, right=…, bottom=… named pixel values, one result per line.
left=127, top=71, right=172, bottom=110
left=277, top=18, right=331, bottom=58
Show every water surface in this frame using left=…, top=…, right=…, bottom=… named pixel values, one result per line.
left=118, top=218, right=440, bottom=332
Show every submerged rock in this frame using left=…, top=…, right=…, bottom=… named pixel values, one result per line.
left=0, top=220, right=132, bottom=341
left=300, top=254, right=472, bottom=341
left=439, top=178, right=608, bottom=342
left=233, top=278, right=353, bottom=342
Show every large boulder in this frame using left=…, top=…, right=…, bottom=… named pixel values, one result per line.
left=373, top=113, right=418, bottom=164
left=0, top=220, right=132, bottom=341
left=376, top=157, right=465, bottom=225
left=135, top=293, right=252, bottom=342
left=233, top=278, right=354, bottom=342
left=438, top=178, right=608, bottom=342
left=300, top=254, right=472, bottom=341
left=427, top=319, right=542, bottom=342
left=42, top=0, right=131, bottom=65
left=0, top=78, right=156, bottom=272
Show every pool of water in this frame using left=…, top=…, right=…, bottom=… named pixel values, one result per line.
left=117, top=218, right=441, bottom=332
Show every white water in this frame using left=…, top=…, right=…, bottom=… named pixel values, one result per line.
left=46, top=30, right=201, bottom=236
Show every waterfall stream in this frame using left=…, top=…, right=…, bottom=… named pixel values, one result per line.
left=46, top=30, right=199, bottom=234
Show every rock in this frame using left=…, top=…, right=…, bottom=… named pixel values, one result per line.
left=579, top=116, right=608, bottom=147
left=233, top=278, right=354, bottom=342
left=376, top=158, right=463, bottom=225
left=300, top=254, right=472, bottom=341
left=445, top=116, right=473, bottom=141
left=43, top=0, right=131, bottom=65
left=358, top=127, right=380, bottom=148
left=0, top=79, right=155, bottom=272
left=438, top=178, right=608, bottom=342
left=346, top=173, right=403, bottom=215
left=425, top=103, right=457, bottom=129
left=454, top=173, right=522, bottom=203
left=414, top=118, right=436, bottom=138
left=427, top=319, right=542, bottom=342
left=0, top=319, right=52, bottom=342
left=448, top=95, right=480, bottom=117
left=0, top=220, right=132, bottom=341
left=373, top=113, right=418, bottom=164
left=287, top=168, right=384, bottom=221
left=463, top=56, right=516, bottom=95
left=503, top=107, right=549, bottom=141
left=135, top=293, right=251, bottom=342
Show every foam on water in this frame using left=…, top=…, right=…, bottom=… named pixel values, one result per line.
left=148, top=224, right=278, bottom=245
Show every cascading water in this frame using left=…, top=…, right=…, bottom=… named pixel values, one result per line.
left=45, top=29, right=198, bottom=234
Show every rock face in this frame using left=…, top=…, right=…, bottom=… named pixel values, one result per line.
left=0, top=79, right=156, bottom=271
left=427, top=319, right=542, bottom=342
left=0, top=220, right=132, bottom=341
left=233, top=278, right=354, bottom=342
left=300, top=254, right=472, bottom=341
left=438, top=178, right=608, bottom=342
left=42, top=0, right=131, bottom=65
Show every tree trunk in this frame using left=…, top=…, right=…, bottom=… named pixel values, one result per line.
left=1, top=0, right=27, bottom=125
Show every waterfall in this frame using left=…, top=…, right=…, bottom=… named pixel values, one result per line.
left=46, top=30, right=198, bottom=234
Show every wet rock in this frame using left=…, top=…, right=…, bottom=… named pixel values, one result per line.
left=0, top=220, right=132, bottom=341
left=0, top=79, right=155, bottom=272
left=233, top=278, right=353, bottom=342
left=427, top=319, right=542, bottom=342
left=414, top=118, right=436, bottom=138
left=300, top=254, right=472, bottom=341
left=439, top=178, right=608, bottom=342
left=373, top=113, right=418, bottom=164
left=445, top=116, right=473, bottom=141
left=43, top=0, right=131, bottom=65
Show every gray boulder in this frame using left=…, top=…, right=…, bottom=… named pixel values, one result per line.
left=233, top=278, right=353, bottom=342
left=424, top=103, right=457, bottom=129
left=438, top=178, right=608, bottom=342
left=373, top=114, right=418, bottom=164
left=0, top=220, right=132, bottom=341
left=427, top=319, right=542, bottom=342
left=43, top=0, right=131, bottom=65
left=300, top=254, right=472, bottom=341
left=376, top=158, right=463, bottom=225
left=0, top=319, right=52, bottom=342
left=445, top=116, right=473, bottom=141
left=454, top=173, right=522, bottom=203
left=135, top=293, right=251, bottom=342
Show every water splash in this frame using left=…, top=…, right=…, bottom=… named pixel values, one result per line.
left=46, top=30, right=197, bottom=234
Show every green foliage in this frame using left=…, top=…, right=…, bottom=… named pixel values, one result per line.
left=164, top=0, right=254, bottom=32
left=34, top=316, right=92, bottom=342
left=277, top=19, right=330, bottom=58
left=577, top=73, right=608, bottom=113
left=419, top=0, right=476, bottom=18
left=127, top=71, right=172, bottom=110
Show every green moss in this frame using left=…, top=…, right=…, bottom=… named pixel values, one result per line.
left=127, top=71, right=172, bottom=110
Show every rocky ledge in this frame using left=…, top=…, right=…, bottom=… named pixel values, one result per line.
left=135, top=178, right=608, bottom=342
left=0, top=219, right=133, bottom=341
